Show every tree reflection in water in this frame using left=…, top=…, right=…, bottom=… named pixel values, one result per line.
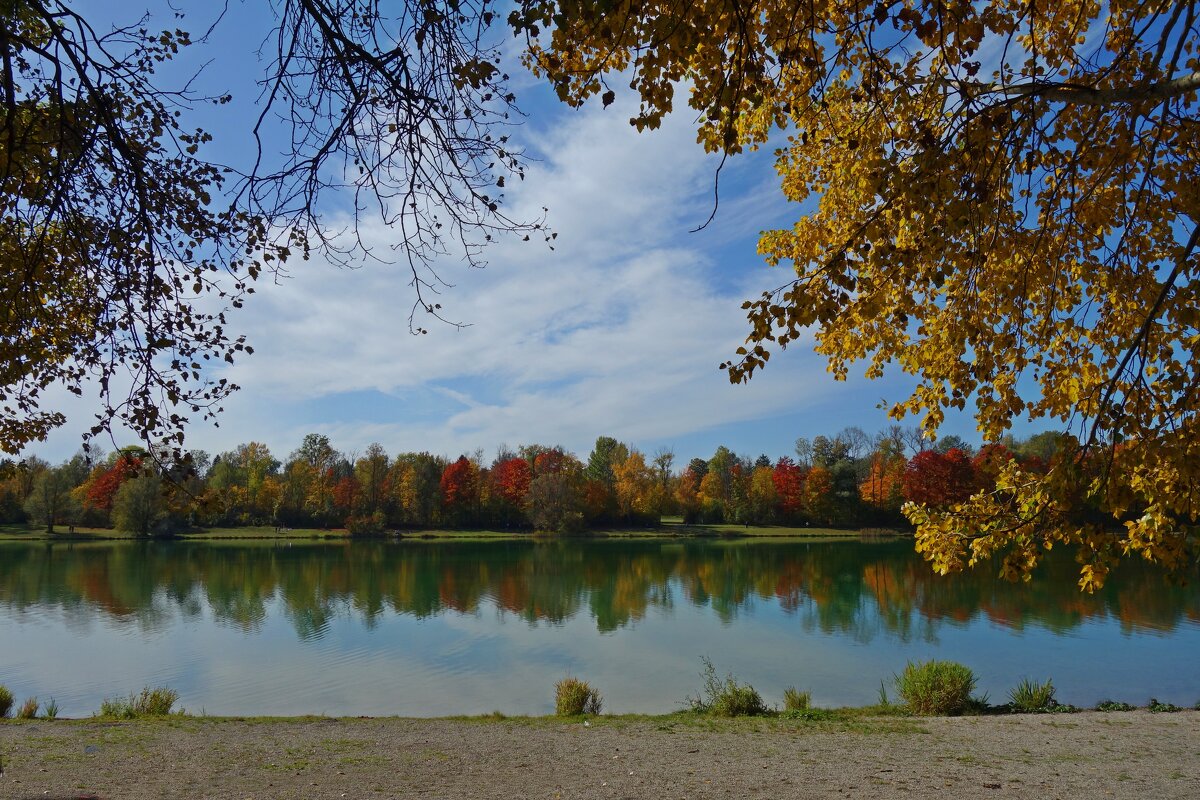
left=0, top=539, right=1195, bottom=641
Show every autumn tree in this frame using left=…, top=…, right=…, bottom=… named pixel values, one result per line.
left=440, top=456, right=481, bottom=526
left=803, top=466, right=836, bottom=526
left=0, top=0, right=548, bottom=456
left=82, top=450, right=144, bottom=516
left=612, top=450, right=659, bottom=524
left=772, top=457, right=806, bottom=522
left=0, top=459, right=24, bottom=522
left=651, top=447, right=676, bottom=514
left=675, top=467, right=703, bottom=523
left=354, top=444, right=391, bottom=516
left=391, top=452, right=446, bottom=527
left=282, top=434, right=346, bottom=527
left=527, top=452, right=586, bottom=533
left=747, top=465, right=777, bottom=524
left=489, top=456, right=532, bottom=527
left=516, top=0, right=1200, bottom=587
left=207, top=441, right=281, bottom=524
left=860, top=449, right=907, bottom=516
left=903, top=450, right=976, bottom=509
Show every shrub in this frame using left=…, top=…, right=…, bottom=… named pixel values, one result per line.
left=346, top=512, right=387, bottom=536
left=17, top=697, right=39, bottom=719
left=555, top=677, right=602, bottom=716
left=688, top=658, right=770, bottom=717
left=782, top=687, right=811, bottom=712
left=895, top=660, right=977, bottom=716
left=0, top=685, right=12, bottom=717
left=98, top=686, right=180, bottom=719
left=1009, top=678, right=1056, bottom=712
left=1148, top=698, right=1181, bottom=713
left=43, top=697, right=59, bottom=720
left=1095, top=699, right=1135, bottom=712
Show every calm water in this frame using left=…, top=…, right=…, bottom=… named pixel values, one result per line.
left=0, top=538, right=1197, bottom=716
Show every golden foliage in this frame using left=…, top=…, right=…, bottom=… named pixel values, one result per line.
left=516, top=0, right=1200, bottom=586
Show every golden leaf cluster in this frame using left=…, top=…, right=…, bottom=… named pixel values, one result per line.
left=515, top=0, right=1200, bottom=587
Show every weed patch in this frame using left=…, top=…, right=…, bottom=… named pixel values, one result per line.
left=688, top=658, right=770, bottom=717
left=1095, top=699, right=1135, bottom=712
left=1148, top=698, right=1182, bottom=713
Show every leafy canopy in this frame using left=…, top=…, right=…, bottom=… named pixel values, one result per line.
left=513, top=0, right=1200, bottom=587
left=1, top=0, right=546, bottom=457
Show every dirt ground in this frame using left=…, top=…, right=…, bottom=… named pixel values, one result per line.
left=1, top=711, right=1197, bottom=799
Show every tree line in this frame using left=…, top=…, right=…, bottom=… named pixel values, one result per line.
left=0, top=427, right=1066, bottom=536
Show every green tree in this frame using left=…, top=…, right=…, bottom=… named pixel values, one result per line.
left=23, top=464, right=81, bottom=533
left=585, top=436, right=628, bottom=486
left=355, top=443, right=391, bottom=515
left=112, top=474, right=167, bottom=536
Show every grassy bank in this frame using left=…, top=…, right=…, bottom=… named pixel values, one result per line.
left=0, top=520, right=880, bottom=543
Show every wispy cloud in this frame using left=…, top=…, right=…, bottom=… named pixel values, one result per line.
left=26, top=94, right=904, bottom=465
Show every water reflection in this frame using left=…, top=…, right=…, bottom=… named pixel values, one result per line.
left=1, top=538, right=1196, bottom=641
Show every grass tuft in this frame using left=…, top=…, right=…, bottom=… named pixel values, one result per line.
left=0, top=684, right=12, bottom=718
left=1008, top=678, right=1056, bottom=712
left=554, top=677, right=602, bottom=716
left=688, top=657, right=770, bottom=717
left=97, top=686, right=180, bottom=719
left=894, top=660, right=977, bottom=716
left=782, top=687, right=811, bottom=712
left=17, top=697, right=39, bottom=719
left=43, top=697, right=59, bottom=720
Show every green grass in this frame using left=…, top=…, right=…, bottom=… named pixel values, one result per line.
left=658, top=519, right=864, bottom=538
left=17, top=696, right=39, bottom=719
left=554, top=677, right=603, bottom=716
left=688, top=658, right=771, bottom=717
left=894, top=660, right=978, bottom=716
left=0, top=684, right=13, bottom=717
left=1, top=520, right=885, bottom=542
left=783, top=687, right=811, bottom=712
left=1008, top=678, right=1057, bottom=712
left=96, top=687, right=181, bottom=719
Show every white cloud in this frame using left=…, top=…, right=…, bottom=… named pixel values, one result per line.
left=23, top=95, right=842, bottom=464
left=197, top=98, right=832, bottom=460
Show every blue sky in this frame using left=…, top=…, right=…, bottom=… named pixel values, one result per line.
left=25, top=2, right=1009, bottom=466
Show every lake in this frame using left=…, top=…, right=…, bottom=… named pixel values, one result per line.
left=0, top=537, right=1197, bottom=716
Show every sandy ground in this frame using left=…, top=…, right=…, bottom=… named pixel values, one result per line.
left=1, top=711, right=1197, bottom=799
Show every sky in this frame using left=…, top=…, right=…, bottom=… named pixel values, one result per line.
left=23, top=2, right=1009, bottom=467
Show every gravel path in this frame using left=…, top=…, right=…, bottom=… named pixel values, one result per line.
left=2, top=712, right=1197, bottom=799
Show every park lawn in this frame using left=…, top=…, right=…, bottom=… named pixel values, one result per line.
left=657, top=517, right=866, bottom=538
left=0, top=521, right=888, bottom=542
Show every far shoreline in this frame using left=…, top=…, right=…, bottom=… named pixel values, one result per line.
left=0, top=521, right=905, bottom=544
